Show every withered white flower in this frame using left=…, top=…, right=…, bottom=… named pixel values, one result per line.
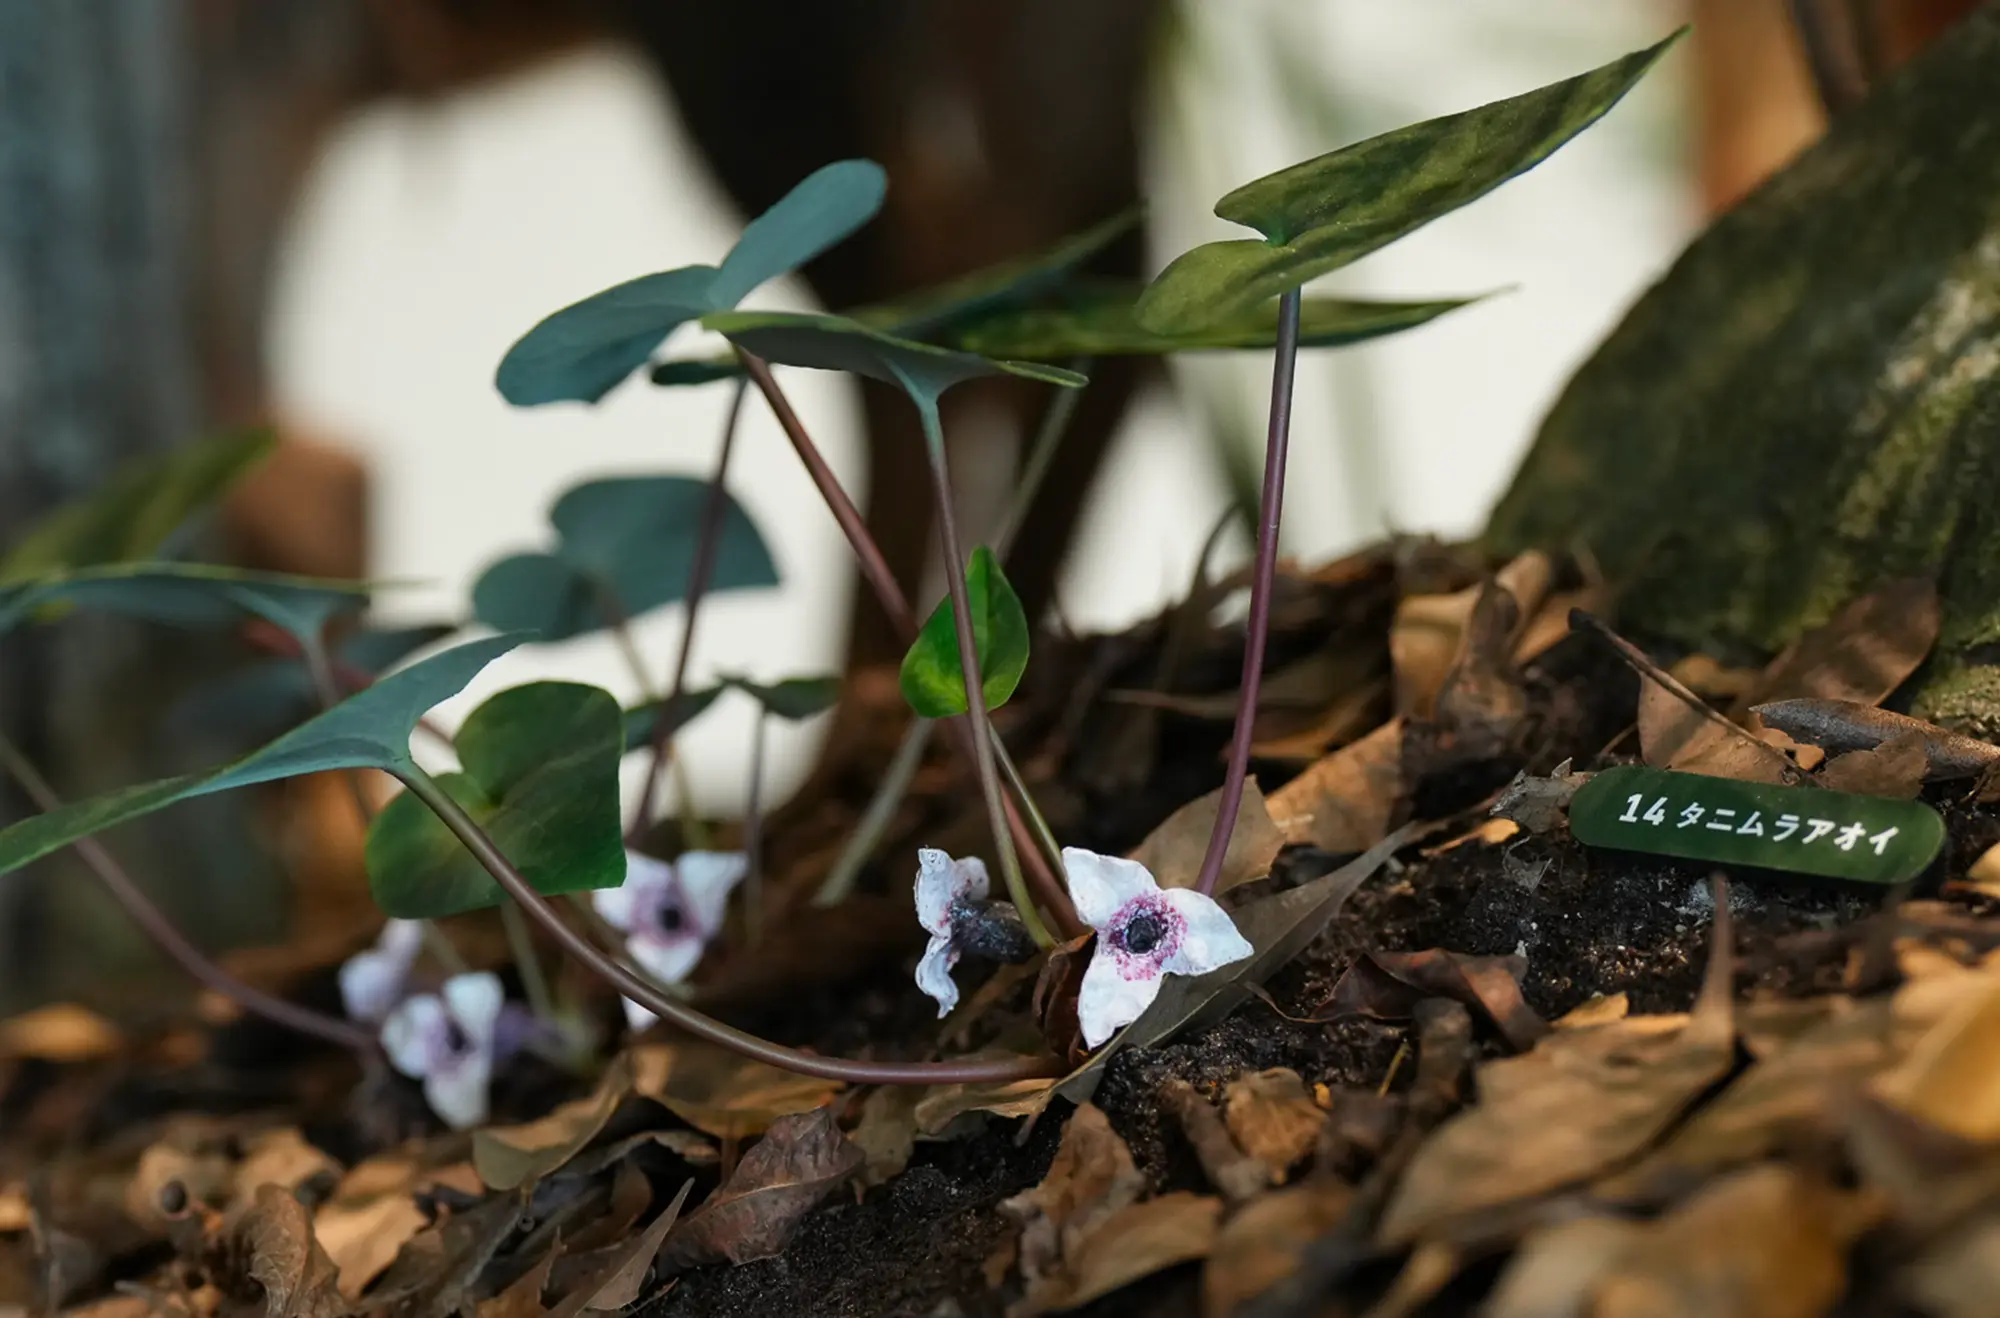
left=594, top=849, right=748, bottom=1030
left=338, top=918, right=424, bottom=1024
left=913, top=847, right=991, bottom=1017
left=1064, top=847, right=1252, bottom=1048
left=381, top=971, right=505, bottom=1130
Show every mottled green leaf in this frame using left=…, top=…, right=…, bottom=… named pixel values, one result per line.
left=708, top=160, right=887, bottom=308
left=471, top=476, right=778, bottom=642
left=1137, top=29, right=1682, bottom=332
left=0, top=428, right=275, bottom=582
left=366, top=682, right=626, bottom=916
left=722, top=674, right=840, bottom=722
left=899, top=548, right=1029, bottom=718
left=1569, top=765, right=1944, bottom=884
left=703, top=310, right=1087, bottom=405
left=0, top=635, right=523, bottom=879
left=0, top=562, right=371, bottom=644
left=497, top=265, right=722, bottom=406
left=952, top=284, right=1478, bottom=359
left=623, top=685, right=725, bottom=749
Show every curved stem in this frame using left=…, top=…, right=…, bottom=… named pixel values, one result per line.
left=814, top=717, right=936, bottom=907
left=991, top=736, right=1066, bottom=900
left=740, top=351, right=1082, bottom=938
left=500, top=899, right=554, bottom=1021
left=634, top=379, right=749, bottom=839
left=993, top=360, right=1090, bottom=558
left=0, top=732, right=375, bottom=1053
left=1194, top=288, right=1301, bottom=897
left=742, top=710, right=767, bottom=946
left=913, top=394, right=1050, bottom=949
left=394, top=766, right=1062, bottom=1085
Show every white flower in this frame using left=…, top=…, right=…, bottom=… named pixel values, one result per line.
left=339, top=919, right=424, bottom=1023
left=594, top=849, right=748, bottom=1031
left=912, top=848, right=991, bottom=1017
left=1064, top=847, right=1253, bottom=1048
left=381, top=972, right=505, bottom=1130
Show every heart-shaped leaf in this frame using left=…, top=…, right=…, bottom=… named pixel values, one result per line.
left=0, top=428, right=275, bottom=582
left=471, top=476, right=778, bottom=642
left=0, top=563, right=372, bottom=646
left=623, top=685, right=726, bottom=749
left=899, top=548, right=1029, bottom=718
left=722, top=674, right=840, bottom=722
left=708, top=160, right=887, bottom=309
left=1137, top=28, right=1683, bottom=332
left=703, top=310, right=1086, bottom=406
left=366, top=681, right=625, bottom=917
left=0, top=634, right=523, bottom=880
left=952, top=286, right=1480, bottom=359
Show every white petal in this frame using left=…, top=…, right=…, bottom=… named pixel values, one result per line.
left=631, top=931, right=705, bottom=985
left=914, top=934, right=961, bottom=1018
left=913, top=848, right=958, bottom=934
left=378, top=919, right=425, bottom=964
left=622, top=996, right=660, bottom=1033
left=1076, top=943, right=1167, bottom=1048
left=598, top=851, right=676, bottom=930
left=1159, top=889, right=1254, bottom=977
left=677, top=851, right=749, bottom=933
left=424, top=1053, right=493, bottom=1130
left=381, top=994, right=447, bottom=1078
left=1062, top=848, right=1161, bottom=929
left=339, top=949, right=409, bottom=1024
left=442, top=972, right=506, bottom=1049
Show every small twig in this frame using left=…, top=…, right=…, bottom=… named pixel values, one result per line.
left=992, top=360, right=1090, bottom=557
left=990, top=736, right=1066, bottom=897
left=499, top=899, right=554, bottom=1022
left=813, top=718, right=936, bottom=907
left=742, top=710, right=767, bottom=946
left=0, top=732, right=375, bottom=1052
left=1161, top=1078, right=1269, bottom=1204
left=396, top=765, right=1063, bottom=1084
left=1788, top=0, right=1871, bottom=116
left=1194, top=288, right=1301, bottom=896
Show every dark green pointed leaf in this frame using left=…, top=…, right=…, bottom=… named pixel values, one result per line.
left=340, top=623, right=461, bottom=674
left=703, top=310, right=1087, bottom=407
left=0, top=563, right=371, bottom=644
left=0, top=428, right=276, bottom=582
left=709, top=159, right=887, bottom=309
left=0, top=635, right=523, bottom=879
left=649, top=356, right=743, bottom=388
left=1568, top=765, right=1945, bottom=884
left=952, top=285, right=1479, bottom=359
left=496, top=265, right=722, bottom=406
left=366, top=681, right=625, bottom=916
left=623, top=685, right=725, bottom=749
left=471, top=476, right=779, bottom=642
left=899, top=548, right=1029, bottom=718
left=722, top=674, right=840, bottom=722
left=1137, top=29, right=1682, bottom=332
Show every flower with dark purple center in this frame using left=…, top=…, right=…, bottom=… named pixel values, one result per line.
left=339, top=918, right=424, bottom=1024
left=1063, top=846, right=1252, bottom=1047
left=380, top=971, right=505, bottom=1130
left=913, top=848, right=992, bottom=1016
left=594, top=849, right=747, bottom=1030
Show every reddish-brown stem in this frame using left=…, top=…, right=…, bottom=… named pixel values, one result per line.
left=1193, top=288, right=1301, bottom=897
left=738, top=351, right=1083, bottom=938
left=0, top=733, right=376, bottom=1053
left=633, top=379, right=749, bottom=838
left=396, top=766, right=1062, bottom=1084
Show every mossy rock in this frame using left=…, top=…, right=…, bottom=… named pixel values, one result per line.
left=1486, top=4, right=2000, bottom=729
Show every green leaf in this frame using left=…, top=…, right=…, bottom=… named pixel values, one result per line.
left=0, top=562, right=371, bottom=644
left=1137, top=28, right=1683, bottom=332
left=0, top=428, right=276, bottom=582
left=1568, top=765, right=1945, bottom=885
left=471, top=476, right=778, bottom=643
left=0, top=634, right=523, bottom=879
left=496, top=265, right=722, bottom=406
left=623, top=685, right=725, bottom=749
left=722, top=674, right=840, bottom=722
left=648, top=356, right=743, bottom=388
left=366, top=682, right=625, bottom=917
left=708, top=160, right=887, bottom=309
left=704, top=310, right=1087, bottom=406
left=951, top=284, right=1480, bottom=359
left=898, top=547, right=1029, bottom=718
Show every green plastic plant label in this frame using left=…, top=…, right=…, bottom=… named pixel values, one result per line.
left=1568, top=765, right=1944, bottom=884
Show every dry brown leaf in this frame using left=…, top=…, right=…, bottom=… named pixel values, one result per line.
left=1000, top=1103, right=1147, bottom=1289
left=1199, top=1180, right=1352, bottom=1318
left=1555, top=994, right=1629, bottom=1029
left=554, top=1180, right=692, bottom=1315
left=1903, top=1213, right=2000, bottom=1318
left=1872, top=974, right=2000, bottom=1142
left=658, top=1108, right=861, bottom=1272
left=1489, top=760, right=1587, bottom=835
left=1753, top=698, right=2000, bottom=779
left=1592, top=1165, right=1856, bottom=1318
left=1222, top=1070, right=1323, bottom=1182
left=849, top=1086, right=922, bottom=1188
left=1391, top=583, right=1483, bottom=719
left=478, top=1247, right=555, bottom=1318
left=1012, top=1193, right=1219, bottom=1316
left=1482, top=1215, right=1644, bottom=1318
left=1638, top=678, right=1790, bottom=784
left=1740, top=577, right=1939, bottom=711
left=1966, top=842, right=2000, bottom=896
left=475, top=1054, right=634, bottom=1190
left=912, top=1074, right=1058, bottom=1136
left=1424, top=817, right=1520, bottom=854
left=1249, top=680, right=1386, bottom=762
left=1817, top=728, right=1929, bottom=797
left=1267, top=718, right=1401, bottom=853
left=631, top=1040, right=842, bottom=1140
left=1430, top=578, right=1530, bottom=750
left=0, top=1183, right=27, bottom=1233
left=313, top=1155, right=479, bottom=1299
left=1131, top=779, right=1285, bottom=894
left=231, top=1184, right=344, bottom=1318
left=232, top=1130, right=340, bottom=1209
left=1315, top=949, right=1549, bottom=1053
left=0, top=1004, right=121, bottom=1063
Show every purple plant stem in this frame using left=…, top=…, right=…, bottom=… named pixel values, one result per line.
left=1193, top=288, right=1302, bottom=897
left=632, top=379, right=749, bottom=840
left=396, top=766, right=1062, bottom=1084
left=737, top=351, right=1082, bottom=938
left=0, top=734, right=376, bottom=1053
